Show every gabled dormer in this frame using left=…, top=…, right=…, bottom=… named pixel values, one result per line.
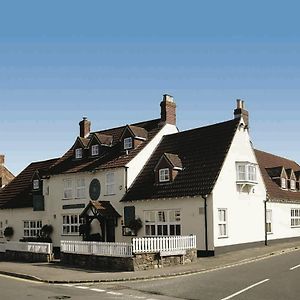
left=120, top=125, right=148, bottom=151
left=266, top=166, right=288, bottom=190
left=73, top=136, right=89, bottom=160
left=31, top=170, right=45, bottom=211
left=154, top=153, right=183, bottom=184
left=88, top=133, right=113, bottom=157
left=31, top=170, right=42, bottom=192
left=286, top=169, right=297, bottom=191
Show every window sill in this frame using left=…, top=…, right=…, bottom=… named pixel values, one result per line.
left=61, top=234, right=80, bottom=236
left=267, top=232, right=273, bottom=235
left=62, top=198, right=74, bottom=201
left=218, top=236, right=228, bottom=239
left=104, top=193, right=116, bottom=196
left=291, top=226, right=300, bottom=228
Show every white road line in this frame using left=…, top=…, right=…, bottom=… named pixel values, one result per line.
left=219, top=278, right=270, bottom=300
left=106, top=291, right=123, bottom=296
left=74, top=286, right=90, bottom=289
left=290, top=264, right=300, bottom=271
left=90, top=288, right=106, bottom=292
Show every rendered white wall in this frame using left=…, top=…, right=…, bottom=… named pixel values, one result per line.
left=212, top=121, right=266, bottom=248
left=266, top=201, right=300, bottom=241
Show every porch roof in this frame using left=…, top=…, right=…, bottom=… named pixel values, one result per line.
left=80, top=200, right=121, bottom=218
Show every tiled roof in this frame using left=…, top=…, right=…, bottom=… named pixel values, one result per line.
left=122, top=118, right=240, bottom=201
left=80, top=200, right=121, bottom=218
left=48, top=118, right=162, bottom=175
left=93, top=133, right=113, bottom=146
left=164, top=153, right=183, bottom=169
left=0, top=158, right=58, bottom=209
left=128, top=125, right=148, bottom=139
left=255, top=149, right=300, bottom=203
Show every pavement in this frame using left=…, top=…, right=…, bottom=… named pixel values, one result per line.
left=0, top=240, right=299, bottom=284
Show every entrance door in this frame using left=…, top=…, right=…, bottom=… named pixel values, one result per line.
left=106, top=218, right=115, bottom=242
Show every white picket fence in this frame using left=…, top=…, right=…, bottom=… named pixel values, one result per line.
left=61, top=240, right=133, bottom=257
left=61, top=235, right=196, bottom=257
left=4, top=242, right=52, bottom=254
left=132, top=235, right=196, bottom=254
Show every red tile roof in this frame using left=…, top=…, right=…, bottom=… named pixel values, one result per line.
left=122, top=118, right=240, bottom=201
left=255, top=149, right=300, bottom=203
left=0, top=158, right=58, bottom=209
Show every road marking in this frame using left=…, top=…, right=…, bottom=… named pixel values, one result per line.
left=290, top=264, right=300, bottom=271
left=74, top=286, right=90, bottom=289
left=219, top=279, right=270, bottom=300
left=90, top=288, right=106, bottom=292
left=106, top=291, right=123, bottom=296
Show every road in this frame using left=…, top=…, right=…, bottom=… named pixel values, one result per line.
left=0, top=249, right=300, bottom=299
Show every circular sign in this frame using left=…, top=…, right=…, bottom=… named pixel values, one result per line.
left=89, top=178, right=101, bottom=200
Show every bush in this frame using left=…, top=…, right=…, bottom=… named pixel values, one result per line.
left=128, top=218, right=143, bottom=233
left=41, top=224, right=53, bottom=238
left=4, top=226, right=14, bottom=238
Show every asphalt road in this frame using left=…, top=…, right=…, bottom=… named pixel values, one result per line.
left=1, top=249, right=300, bottom=299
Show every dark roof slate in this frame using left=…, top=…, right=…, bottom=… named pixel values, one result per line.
left=255, top=149, right=300, bottom=202
left=48, top=118, right=161, bottom=175
left=122, top=118, right=240, bottom=201
left=128, top=125, right=148, bottom=139
left=0, top=158, right=58, bottom=209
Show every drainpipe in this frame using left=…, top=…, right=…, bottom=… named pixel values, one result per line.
left=264, top=193, right=270, bottom=246
left=201, top=194, right=209, bottom=254
left=124, top=166, right=129, bottom=192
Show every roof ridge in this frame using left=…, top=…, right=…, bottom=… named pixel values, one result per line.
left=255, top=149, right=299, bottom=166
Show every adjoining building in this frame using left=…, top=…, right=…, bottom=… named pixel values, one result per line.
left=0, top=155, right=14, bottom=190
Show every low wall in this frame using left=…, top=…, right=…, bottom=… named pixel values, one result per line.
left=4, top=250, right=53, bottom=263
left=60, top=249, right=197, bottom=271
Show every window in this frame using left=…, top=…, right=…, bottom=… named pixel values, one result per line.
left=75, top=148, right=82, bottom=159
left=145, top=210, right=181, bottom=236
left=76, top=178, right=85, bottom=198
left=281, top=178, right=287, bottom=189
left=33, top=179, right=39, bottom=190
left=63, top=179, right=73, bottom=199
left=91, top=144, right=99, bottom=156
left=62, top=214, right=83, bottom=235
left=290, top=179, right=296, bottom=190
left=266, top=209, right=272, bottom=233
left=291, top=209, right=300, bottom=227
left=124, top=137, right=133, bottom=150
left=218, top=209, right=228, bottom=238
left=236, top=162, right=257, bottom=182
left=159, top=168, right=170, bottom=182
left=23, top=220, right=42, bottom=237
left=106, top=172, right=115, bottom=195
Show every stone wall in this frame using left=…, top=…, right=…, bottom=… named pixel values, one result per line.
left=4, top=250, right=52, bottom=263
left=60, top=248, right=197, bottom=272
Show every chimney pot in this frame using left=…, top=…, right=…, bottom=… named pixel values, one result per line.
left=79, top=117, right=91, bottom=138
left=0, top=155, right=4, bottom=165
left=160, top=94, right=176, bottom=125
left=234, top=99, right=249, bottom=128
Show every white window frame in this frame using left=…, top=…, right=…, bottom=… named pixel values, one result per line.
left=266, top=209, right=272, bottom=234
left=159, top=168, right=170, bottom=182
left=236, top=162, right=257, bottom=182
left=23, top=220, right=42, bottom=237
left=124, top=137, right=133, bottom=150
left=291, top=208, right=300, bottom=228
left=62, top=214, right=83, bottom=235
left=33, top=179, right=40, bottom=190
left=75, top=178, right=85, bottom=199
left=217, top=208, right=228, bottom=238
left=281, top=178, right=287, bottom=189
left=75, top=148, right=83, bottom=159
left=63, top=178, right=73, bottom=199
left=144, top=210, right=181, bottom=236
left=290, top=179, right=296, bottom=190
left=91, top=144, right=99, bottom=156
left=105, top=172, right=115, bottom=195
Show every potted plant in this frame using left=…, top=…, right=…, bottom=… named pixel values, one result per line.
left=128, top=217, right=143, bottom=234
left=4, top=226, right=14, bottom=240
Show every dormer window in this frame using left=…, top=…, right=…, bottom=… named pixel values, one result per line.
left=124, top=137, right=133, bottom=150
left=75, top=148, right=83, bottom=159
left=91, top=144, right=99, bottom=156
left=159, top=168, right=170, bottom=182
left=290, top=179, right=296, bottom=190
left=281, top=178, right=287, bottom=189
left=33, top=179, right=39, bottom=190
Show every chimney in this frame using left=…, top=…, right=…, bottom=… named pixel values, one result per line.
left=160, top=94, right=176, bottom=125
left=0, top=155, right=4, bottom=166
left=79, top=117, right=91, bottom=138
left=234, top=99, right=249, bottom=128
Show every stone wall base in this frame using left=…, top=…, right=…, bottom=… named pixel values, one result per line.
left=60, top=249, right=197, bottom=272
left=4, top=250, right=52, bottom=263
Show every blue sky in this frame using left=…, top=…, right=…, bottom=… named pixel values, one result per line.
left=1, top=1, right=300, bottom=174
